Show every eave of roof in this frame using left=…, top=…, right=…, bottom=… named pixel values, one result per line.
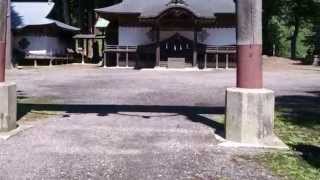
left=12, top=2, right=79, bottom=32
left=95, top=0, right=235, bottom=19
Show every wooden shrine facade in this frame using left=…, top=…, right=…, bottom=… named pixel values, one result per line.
left=96, top=0, right=237, bottom=69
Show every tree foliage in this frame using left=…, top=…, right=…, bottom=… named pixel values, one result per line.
left=264, top=0, right=320, bottom=60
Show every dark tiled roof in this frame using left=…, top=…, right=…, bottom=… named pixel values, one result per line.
left=12, top=2, right=79, bottom=31
left=95, top=0, right=235, bottom=18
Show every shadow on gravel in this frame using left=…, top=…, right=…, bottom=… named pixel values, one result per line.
left=17, top=103, right=226, bottom=137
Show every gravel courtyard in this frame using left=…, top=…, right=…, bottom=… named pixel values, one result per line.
left=1, top=64, right=320, bottom=179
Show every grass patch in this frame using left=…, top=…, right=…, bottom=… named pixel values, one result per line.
left=259, top=152, right=320, bottom=180
left=258, top=93, right=320, bottom=180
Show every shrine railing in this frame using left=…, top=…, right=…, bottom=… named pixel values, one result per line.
left=103, top=45, right=237, bottom=69
left=205, top=45, right=237, bottom=54
left=105, top=45, right=138, bottom=53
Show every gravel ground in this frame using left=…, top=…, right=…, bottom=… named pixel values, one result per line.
left=0, top=64, right=319, bottom=179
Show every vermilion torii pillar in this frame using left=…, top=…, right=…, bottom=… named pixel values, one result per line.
left=236, top=0, right=263, bottom=89
left=224, top=0, right=285, bottom=148
left=0, top=0, right=7, bottom=82
left=0, top=0, right=17, bottom=132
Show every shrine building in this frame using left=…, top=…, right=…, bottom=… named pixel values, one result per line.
left=95, top=0, right=236, bottom=69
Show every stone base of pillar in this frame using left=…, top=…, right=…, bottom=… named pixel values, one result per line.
left=0, top=82, right=17, bottom=132
left=225, top=88, right=287, bottom=148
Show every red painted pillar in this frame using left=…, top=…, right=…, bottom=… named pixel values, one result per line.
left=236, top=0, right=263, bottom=89
left=0, top=42, right=5, bottom=82
left=0, top=0, right=8, bottom=82
left=6, top=0, right=12, bottom=69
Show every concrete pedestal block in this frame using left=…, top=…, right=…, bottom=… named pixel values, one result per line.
left=0, top=82, right=17, bottom=132
left=225, top=88, right=275, bottom=144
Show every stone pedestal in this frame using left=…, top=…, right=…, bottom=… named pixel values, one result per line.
left=225, top=88, right=274, bottom=144
left=0, top=82, right=17, bottom=132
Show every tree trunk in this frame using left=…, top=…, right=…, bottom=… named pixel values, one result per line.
left=86, top=0, right=96, bottom=33
left=291, top=17, right=300, bottom=59
left=262, top=15, right=272, bottom=55
left=62, top=0, right=70, bottom=24
left=314, top=25, right=320, bottom=54
left=91, top=0, right=96, bottom=33
left=78, top=0, right=83, bottom=32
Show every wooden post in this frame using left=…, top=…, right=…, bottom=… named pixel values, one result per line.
left=155, top=26, right=160, bottom=67
left=102, top=30, right=106, bottom=53
left=116, top=47, right=120, bottom=67
left=226, top=54, right=229, bottom=69
left=126, top=47, right=129, bottom=67
left=81, top=39, right=86, bottom=64
left=102, top=32, right=106, bottom=67
left=193, top=28, right=198, bottom=67
left=49, top=59, right=53, bottom=67
left=75, top=39, right=79, bottom=52
left=103, top=51, right=107, bottom=68
left=204, top=53, right=208, bottom=69
left=81, top=53, right=85, bottom=64
left=236, top=0, right=263, bottom=88
left=85, top=39, right=89, bottom=63
left=215, top=54, right=219, bottom=69
left=313, top=55, right=319, bottom=66
left=88, top=39, right=93, bottom=62
left=34, top=60, right=37, bottom=68
left=0, top=0, right=8, bottom=82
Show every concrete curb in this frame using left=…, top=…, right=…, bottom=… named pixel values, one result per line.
left=0, top=124, right=33, bottom=140
left=215, top=134, right=289, bottom=150
left=141, top=68, right=236, bottom=72
left=104, top=67, right=135, bottom=70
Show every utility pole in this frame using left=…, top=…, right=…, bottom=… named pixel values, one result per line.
left=0, top=0, right=8, bottom=82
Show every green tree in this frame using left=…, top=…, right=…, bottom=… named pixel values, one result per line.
left=283, top=0, right=320, bottom=59
left=262, top=0, right=285, bottom=55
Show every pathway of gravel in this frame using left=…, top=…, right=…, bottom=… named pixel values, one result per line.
left=0, top=65, right=319, bottom=179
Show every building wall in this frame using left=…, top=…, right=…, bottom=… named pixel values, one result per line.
left=118, top=26, right=236, bottom=46
left=160, top=31, right=194, bottom=42
left=119, top=27, right=152, bottom=46
left=201, top=28, right=236, bottom=46
left=13, top=35, right=68, bottom=55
